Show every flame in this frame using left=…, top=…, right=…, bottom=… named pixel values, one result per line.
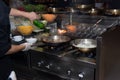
left=66, top=25, right=76, bottom=32
left=58, top=29, right=67, bottom=34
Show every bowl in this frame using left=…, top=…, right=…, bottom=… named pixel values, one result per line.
left=71, top=39, right=97, bottom=53
left=26, top=37, right=37, bottom=44
left=17, top=25, right=33, bottom=35
left=12, top=35, right=24, bottom=42
left=41, top=14, right=57, bottom=22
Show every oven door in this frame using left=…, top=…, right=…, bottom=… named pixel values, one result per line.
left=30, top=50, right=95, bottom=80
left=10, top=51, right=66, bottom=80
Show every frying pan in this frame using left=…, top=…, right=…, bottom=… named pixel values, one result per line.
left=42, top=35, right=71, bottom=46
left=71, top=39, right=97, bottom=53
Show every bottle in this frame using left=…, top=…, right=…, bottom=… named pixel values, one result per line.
left=33, top=20, right=45, bottom=29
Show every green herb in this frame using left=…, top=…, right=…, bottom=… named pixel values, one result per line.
left=24, top=4, right=34, bottom=12
left=34, top=4, right=46, bottom=12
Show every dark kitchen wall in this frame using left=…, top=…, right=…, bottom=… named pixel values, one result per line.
left=2, top=0, right=11, bottom=6
left=28, top=0, right=72, bottom=7
left=28, top=0, right=96, bottom=7
left=73, top=0, right=95, bottom=4
left=54, top=0, right=72, bottom=8
left=30, top=0, right=72, bottom=7
left=100, top=0, right=120, bottom=9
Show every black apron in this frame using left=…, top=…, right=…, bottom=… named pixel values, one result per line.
left=0, top=56, right=13, bottom=80
left=0, top=0, right=13, bottom=80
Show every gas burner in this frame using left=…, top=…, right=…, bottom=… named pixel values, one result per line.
left=76, top=50, right=96, bottom=58
left=38, top=44, right=72, bottom=55
left=57, top=46, right=96, bottom=63
left=76, top=52, right=95, bottom=58
left=77, top=57, right=96, bottom=64
left=46, top=45, right=69, bottom=51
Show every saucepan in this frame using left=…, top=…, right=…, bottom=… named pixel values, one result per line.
left=65, top=7, right=80, bottom=13
left=71, top=39, right=97, bottom=53
left=47, top=7, right=64, bottom=13
left=42, top=35, right=71, bottom=46
left=75, top=4, right=93, bottom=11
left=105, top=9, right=120, bottom=16
left=88, top=8, right=104, bottom=15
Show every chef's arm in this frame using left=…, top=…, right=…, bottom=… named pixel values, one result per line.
left=6, top=45, right=25, bottom=55
left=9, top=8, right=39, bottom=21
left=6, top=42, right=32, bottom=55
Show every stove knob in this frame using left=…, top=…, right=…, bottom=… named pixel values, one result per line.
left=78, top=72, right=85, bottom=79
left=37, top=61, right=44, bottom=67
left=45, top=65, right=50, bottom=69
left=45, top=63, right=52, bottom=69
left=67, top=70, right=71, bottom=76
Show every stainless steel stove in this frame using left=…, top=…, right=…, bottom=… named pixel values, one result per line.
left=11, top=15, right=120, bottom=80
left=29, top=42, right=96, bottom=80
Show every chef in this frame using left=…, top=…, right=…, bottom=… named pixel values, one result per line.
left=0, top=0, right=39, bottom=80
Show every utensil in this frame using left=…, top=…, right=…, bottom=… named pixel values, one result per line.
left=71, top=39, right=97, bottom=53
left=66, top=7, right=80, bottom=13
left=47, top=7, right=62, bottom=13
left=88, top=8, right=100, bottom=15
left=42, top=35, right=71, bottom=46
left=85, top=18, right=103, bottom=38
left=69, top=13, right=73, bottom=25
left=49, top=23, right=58, bottom=35
left=105, top=9, right=120, bottom=16
left=75, top=4, right=93, bottom=11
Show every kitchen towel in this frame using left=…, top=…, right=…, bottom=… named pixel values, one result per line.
left=8, top=71, right=17, bottom=80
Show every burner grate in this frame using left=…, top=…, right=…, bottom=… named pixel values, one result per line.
left=32, top=41, right=96, bottom=64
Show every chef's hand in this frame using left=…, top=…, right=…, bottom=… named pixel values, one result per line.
left=27, top=12, right=40, bottom=21
left=21, top=42, right=33, bottom=51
